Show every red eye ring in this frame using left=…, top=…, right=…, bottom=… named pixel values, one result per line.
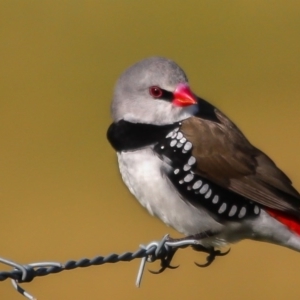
left=149, top=86, right=163, bottom=98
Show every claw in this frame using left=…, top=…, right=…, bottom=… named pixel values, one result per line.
left=167, top=263, right=179, bottom=270
left=194, top=257, right=215, bottom=268
left=218, top=248, right=231, bottom=256
left=149, top=263, right=179, bottom=274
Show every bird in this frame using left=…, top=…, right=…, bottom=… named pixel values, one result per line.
left=107, top=56, right=300, bottom=263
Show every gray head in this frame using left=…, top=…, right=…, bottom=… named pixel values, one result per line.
left=111, top=57, right=198, bottom=125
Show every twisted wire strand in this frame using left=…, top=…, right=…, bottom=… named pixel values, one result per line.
left=0, top=245, right=164, bottom=281
left=0, top=235, right=200, bottom=299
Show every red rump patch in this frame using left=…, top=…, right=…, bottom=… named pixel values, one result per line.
left=267, top=209, right=300, bottom=235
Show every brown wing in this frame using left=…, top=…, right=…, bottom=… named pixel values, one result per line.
left=180, top=110, right=300, bottom=214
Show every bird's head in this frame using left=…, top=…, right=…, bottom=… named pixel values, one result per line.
left=111, top=57, right=198, bottom=125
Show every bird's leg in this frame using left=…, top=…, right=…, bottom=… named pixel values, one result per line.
left=168, top=230, right=230, bottom=267
left=167, top=231, right=230, bottom=267
left=167, top=230, right=215, bottom=242
left=150, top=230, right=224, bottom=274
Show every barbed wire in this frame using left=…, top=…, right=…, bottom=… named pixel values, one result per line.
left=0, top=234, right=230, bottom=300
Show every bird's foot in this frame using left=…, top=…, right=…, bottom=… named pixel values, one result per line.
left=192, top=245, right=231, bottom=267
left=147, top=231, right=230, bottom=274
left=148, top=231, right=217, bottom=274
left=166, top=231, right=230, bottom=267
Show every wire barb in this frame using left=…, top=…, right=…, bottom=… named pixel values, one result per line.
left=136, top=235, right=200, bottom=286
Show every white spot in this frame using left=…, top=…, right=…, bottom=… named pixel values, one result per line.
left=188, top=156, right=196, bottom=165
left=184, top=142, right=192, bottom=151
left=171, top=132, right=177, bottom=139
left=174, top=169, right=180, bottom=174
left=238, top=207, right=246, bottom=218
left=161, top=146, right=164, bottom=149
left=176, top=142, right=183, bottom=148
left=180, top=137, right=186, bottom=143
left=183, top=164, right=191, bottom=171
left=182, top=149, right=188, bottom=154
left=178, top=122, right=182, bottom=126
left=228, top=205, right=237, bottom=217
left=254, top=205, right=260, bottom=214
left=192, top=180, right=202, bottom=189
left=184, top=174, right=194, bottom=182
left=166, top=132, right=173, bottom=138
left=199, top=184, right=209, bottom=194
left=176, top=132, right=183, bottom=140
left=170, top=140, right=177, bottom=147
left=218, top=203, right=227, bottom=214
left=204, top=189, right=212, bottom=199
left=187, top=186, right=192, bottom=191
left=179, top=180, right=184, bottom=184
left=212, top=195, right=219, bottom=204
left=174, top=128, right=179, bottom=132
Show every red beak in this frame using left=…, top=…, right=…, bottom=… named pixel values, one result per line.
left=172, top=83, right=197, bottom=107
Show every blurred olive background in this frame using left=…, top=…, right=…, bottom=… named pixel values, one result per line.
left=0, top=1, right=300, bottom=299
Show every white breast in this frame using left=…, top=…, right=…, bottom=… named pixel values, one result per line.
left=117, top=148, right=223, bottom=236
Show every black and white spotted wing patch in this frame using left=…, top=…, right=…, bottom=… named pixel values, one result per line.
left=154, top=126, right=261, bottom=221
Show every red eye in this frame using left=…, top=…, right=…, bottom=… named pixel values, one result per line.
left=149, top=86, right=163, bottom=98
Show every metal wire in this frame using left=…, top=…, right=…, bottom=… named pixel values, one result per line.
left=0, top=235, right=202, bottom=299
